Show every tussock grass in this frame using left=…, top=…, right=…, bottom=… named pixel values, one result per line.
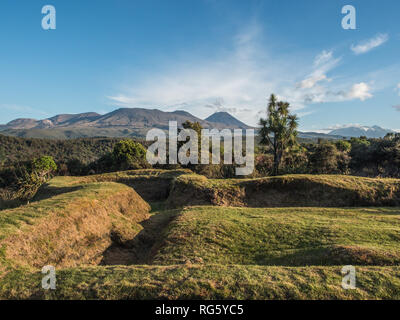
left=167, top=174, right=400, bottom=207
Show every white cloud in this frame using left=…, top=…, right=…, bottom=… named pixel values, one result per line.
left=290, top=53, right=373, bottom=104
left=396, top=83, right=400, bottom=96
left=108, top=24, right=302, bottom=126
left=351, top=34, right=389, bottom=55
left=297, top=74, right=330, bottom=89
left=324, top=123, right=366, bottom=131
left=346, top=82, right=373, bottom=101
left=314, top=50, right=333, bottom=67
left=108, top=27, right=382, bottom=126
left=311, top=123, right=365, bottom=134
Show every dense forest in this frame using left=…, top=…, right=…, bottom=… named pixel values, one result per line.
left=0, top=134, right=121, bottom=166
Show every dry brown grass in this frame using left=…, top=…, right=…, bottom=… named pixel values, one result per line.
left=0, top=180, right=150, bottom=270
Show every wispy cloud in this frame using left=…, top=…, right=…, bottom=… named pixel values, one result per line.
left=324, top=123, right=366, bottom=130
left=396, top=83, right=400, bottom=96
left=108, top=25, right=385, bottom=126
left=108, top=23, right=300, bottom=125
left=286, top=51, right=373, bottom=106
left=297, top=74, right=330, bottom=89
left=351, top=33, right=389, bottom=55
left=311, top=123, right=366, bottom=134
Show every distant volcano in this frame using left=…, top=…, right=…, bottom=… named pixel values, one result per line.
left=205, top=112, right=250, bottom=129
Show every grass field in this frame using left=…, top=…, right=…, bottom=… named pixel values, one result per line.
left=152, top=206, right=400, bottom=266
left=1, top=170, right=400, bottom=299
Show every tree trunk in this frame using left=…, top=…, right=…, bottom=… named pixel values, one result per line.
left=273, top=151, right=280, bottom=176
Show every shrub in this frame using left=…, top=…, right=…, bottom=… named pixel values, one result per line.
left=32, top=156, right=57, bottom=178
left=112, top=140, right=148, bottom=170
left=335, top=140, right=351, bottom=152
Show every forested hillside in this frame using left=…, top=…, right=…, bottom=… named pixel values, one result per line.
left=0, top=134, right=121, bottom=166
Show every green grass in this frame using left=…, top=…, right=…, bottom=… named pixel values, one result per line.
left=2, top=265, right=400, bottom=300
left=153, top=206, right=400, bottom=266
left=168, top=173, right=400, bottom=207
left=1, top=171, right=400, bottom=299
left=0, top=175, right=149, bottom=270
left=70, top=169, right=192, bottom=201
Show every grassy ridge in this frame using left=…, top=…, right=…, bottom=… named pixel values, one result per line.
left=167, top=174, right=400, bottom=207
left=60, top=169, right=192, bottom=201
left=0, top=176, right=150, bottom=270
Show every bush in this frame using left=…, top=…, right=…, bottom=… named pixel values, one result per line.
left=308, top=143, right=339, bottom=174
left=335, top=140, right=351, bottom=152
left=112, top=140, right=148, bottom=171
left=32, top=156, right=57, bottom=178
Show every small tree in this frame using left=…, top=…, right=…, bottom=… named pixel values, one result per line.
left=17, top=156, right=57, bottom=200
left=335, top=140, right=352, bottom=153
left=32, top=156, right=57, bottom=178
left=258, top=94, right=299, bottom=175
left=112, top=140, right=147, bottom=170
left=308, top=143, right=339, bottom=174
left=179, top=120, right=203, bottom=154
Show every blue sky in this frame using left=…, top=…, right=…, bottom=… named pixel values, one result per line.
left=0, top=0, right=399, bottom=132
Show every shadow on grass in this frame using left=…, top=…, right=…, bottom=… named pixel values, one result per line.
left=32, top=184, right=84, bottom=202
left=100, top=207, right=181, bottom=266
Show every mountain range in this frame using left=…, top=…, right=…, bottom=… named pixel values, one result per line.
left=0, top=109, right=251, bottom=139
left=0, top=108, right=394, bottom=140
left=328, top=125, right=395, bottom=139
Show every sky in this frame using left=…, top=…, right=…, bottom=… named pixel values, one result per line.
left=0, top=0, right=399, bottom=132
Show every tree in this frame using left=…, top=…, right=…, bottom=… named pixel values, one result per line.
left=112, top=140, right=147, bottom=170
left=258, top=94, right=299, bottom=175
left=182, top=121, right=202, bottom=136
left=308, top=143, right=340, bottom=174
left=335, top=140, right=352, bottom=153
left=180, top=120, right=203, bottom=156
left=32, top=156, right=57, bottom=178
left=17, top=156, right=57, bottom=200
